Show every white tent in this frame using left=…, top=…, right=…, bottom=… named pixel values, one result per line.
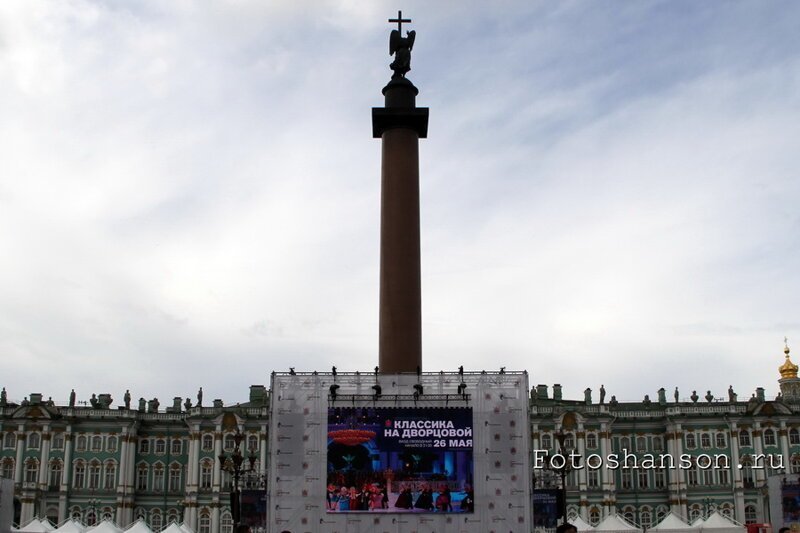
left=38, top=520, right=55, bottom=532
left=123, top=520, right=152, bottom=533
left=85, top=520, right=122, bottom=533
left=691, top=518, right=706, bottom=528
left=16, top=519, right=54, bottom=533
left=701, top=512, right=745, bottom=533
left=651, top=512, right=697, bottom=533
left=595, top=514, right=642, bottom=533
left=568, top=515, right=596, bottom=531
left=177, top=524, right=194, bottom=533
left=160, top=523, right=185, bottom=533
left=53, top=520, right=86, bottom=533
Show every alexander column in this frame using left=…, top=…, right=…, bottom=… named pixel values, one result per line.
left=373, top=12, right=428, bottom=374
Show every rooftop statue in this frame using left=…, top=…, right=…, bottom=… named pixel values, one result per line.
left=387, top=11, right=415, bottom=79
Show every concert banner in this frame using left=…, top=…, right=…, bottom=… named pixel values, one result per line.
left=783, top=483, right=800, bottom=524
left=533, top=489, right=560, bottom=529
left=326, top=406, right=474, bottom=513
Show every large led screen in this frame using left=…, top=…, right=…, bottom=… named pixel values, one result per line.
left=326, top=406, right=474, bottom=513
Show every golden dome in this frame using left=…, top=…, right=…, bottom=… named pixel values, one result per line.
left=779, top=341, right=798, bottom=379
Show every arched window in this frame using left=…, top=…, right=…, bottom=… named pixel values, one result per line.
left=169, top=464, right=181, bottom=492
left=71, top=508, right=82, bottom=521
left=136, top=464, right=148, bottom=491
left=200, top=461, right=212, bottom=489
left=791, top=428, right=800, bottom=445
left=715, top=432, right=726, bottom=448
left=739, top=429, right=751, bottom=447
left=656, top=506, right=668, bottom=524
left=620, top=436, right=631, bottom=452
left=2, top=458, right=15, bottom=479
left=622, top=507, right=635, bottom=525
left=139, top=439, right=150, bottom=454
left=764, top=429, right=777, bottom=446
left=640, top=508, right=652, bottom=530
left=540, top=433, right=551, bottom=450
left=586, top=433, right=597, bottom=449
left=744, top=505, right=757, bottom=524
left=741, top=457, right=754, bottom=487
left=135, top=508, right=146, bottom=522
left=76, top=435, right=87, bottom=452
left=151, top=510, right=162, bottom=532
left=202, top=434, right=213, bottom=451
left=88, top=461, right=101, bottom=489
left=791, top=455, right=800, bottom=474
left=720, top=504, right=733, bottom=519
left=221, top=511, right=233, bottom=533
left=171, top=438, right=182, bottom=455
left=28, top=433, right=41, bottom=449
left=700, top=433, right=711, bottom=448
left=652, top=436, right=662, bottom=452
left=155, top=439, right=166, bottom=455
left=91, top=436, right=102, bottom=452
left=589, top=507, right=601, bottom=526
left=73, top=461, right=86, bottom=488
left=24, top=459, right=39, bottom=483
left=104, top=462, right=116, bottom=489
left=636, top=436, right=647, bottom=452
left=52, top=433, right=65, bottom=450
left=223, top=434, right=235, bottom=451
left=689, top=506, right=701, bottom=522
left=46, top=507, right=59, bottom=525
left=167, top=508, right=179, bottom=525
left=86, top=510, right=97, bottom=526
left=153, top=464, right=165, bottom=491
left=199, top=512, right=211, bottom=533
left=247, top=435, right=258, bottom=452
left=3, top=432, right=15, bottom=449
left=107, top=436, right=118, bottom=452
left=101, top=508, right=113, bottom=522
left=49, top=460, right=63, bottom=489
left=685, top=433, right=696, bottom=449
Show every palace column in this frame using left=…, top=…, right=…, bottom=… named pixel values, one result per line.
left=372, top=26, right=429, bottom=374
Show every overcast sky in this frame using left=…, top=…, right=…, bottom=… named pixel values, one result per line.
left=1, top=1, right=799, bottom=407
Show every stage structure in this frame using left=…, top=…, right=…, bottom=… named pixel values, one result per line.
left=266, top=371, right=531, bottom=533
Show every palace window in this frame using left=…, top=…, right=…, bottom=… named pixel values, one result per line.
left=28, top=433, right=41, bottom=449
left=636, top=437, right=647, bottom=452
left=620, top=436, right=631, bottom=452
left=3, top=432, right=15, bottom=449
left=718, top=467, right=729, bottom=486
left=540, top=434, right=552, bottom=450
left=791, top=428, right=800, bottom=445
left=49, top=461, right=63, bottom=489
left=202, top=434, right=213, bottom=451
left=656, top=507, right=668, bottom=523
left=739, top=429, right=751, bottom=447
left=716, top=432, right=726, bottom=448
left=73, top=462, right=86, bottom=488
left=52, top=433, right=65, bottom=450
left=720, top=505, right=733, bottom=519
left=171, top=439, right=182, bottom=455
left=640, top=509, right=652, bottom=530
left=169, top=465, right=181, bottom=492
left=91, top=436, right=102, bottom=452
left=621, top=469, right=632, bottom=489
left=687, top=463, right=698, bottom=486
left=744, top=505, right=757, bottom=524
left=88, top=462, right=101, bottom=489
left=104, top=462, right=116, bottom=490
left=155, top=439, right=166, bottom=455
left=1, top=459, right=14, bottom=480
left=198, top=513, right=211, bottom=533
left=136, top=466, right=148, bottom=491
left=589, top=507, right=601, bottom=526
left=638, top=470, right=649, bottom=489
left=101, top=509, right=113, bottom=522
left=654, top=468, right=666, bottom=489
left=764, top=429, right=777, bottom=446
left=167, top=509, right=179, bottom=525
left=685, top=433, right=696, bottom=449
left=221, top=512, right=233, bottom=533
left=151, top=510, right=162, bottom=532
left=86, top=511, right=97, bottom=527
left=76, top=435, right=87, bottom=452
left=25, top=459, right=39, bottom=483
left=200, top=462, right=212, bottom=489
left=652, top=436, right=663, bottom=452
left=588, top=469, right=599, bottom=488
left=139, top=439, right=150, bottom=454
left=247, top=435, right=258, bottom=452
left=689, top=506, right=701, bottom=522
left=586, top=433, right=598, bottom=449
left=792, top=456, right=800, bottom=474
left=702, top=467, right=713, bottom=485
left=741, top=459, right=754, bottom=487
left=107, top=436, right=118, bottom=453
left=564, top=433, right=575, bottom=450
left=223, top=434, right=235, bottom=451
left=700, top=433, right=711, bottom=448
left=153, top=465, right=165, bottom=491
left=622, top=509, right=635, bottom=525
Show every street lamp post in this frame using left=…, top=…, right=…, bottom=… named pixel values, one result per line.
left=533, top=431, right=575, bottom=526
left=218, top=428, right=257, bottom=530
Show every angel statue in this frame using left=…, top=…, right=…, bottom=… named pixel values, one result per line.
left=389, top=29, right=416, bottom=79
